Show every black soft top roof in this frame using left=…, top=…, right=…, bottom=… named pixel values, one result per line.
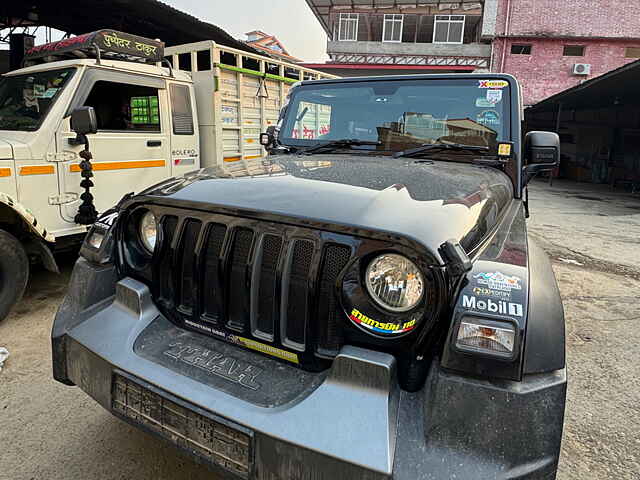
left=24, top=30, right=165, bottom=64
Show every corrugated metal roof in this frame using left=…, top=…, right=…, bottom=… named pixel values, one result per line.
left=0, top=0, right=257, bottom=53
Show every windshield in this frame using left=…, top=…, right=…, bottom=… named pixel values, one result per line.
left=0, top=68, right=75, bottom=131
left=279, top=78, right=512, bottom=154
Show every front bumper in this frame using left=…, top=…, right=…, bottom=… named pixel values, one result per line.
left=52, top=259, right=566, bottom=480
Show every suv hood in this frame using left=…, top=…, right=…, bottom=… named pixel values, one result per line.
left=143, top=155, right=513, bottom=258
left=0, top=139, right=13, bottom=159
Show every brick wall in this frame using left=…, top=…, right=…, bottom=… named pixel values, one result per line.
left=496, top=0, right=640, bottom=38
left=491, top=0, right=640, bottom=105
left=494, top=38, right=640, bottom=105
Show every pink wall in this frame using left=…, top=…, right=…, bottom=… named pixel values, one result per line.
left=492, top=0, right=640, bottom=105
left=493, top=38, right=640, bottom=105
left=496, top=0, right=640, bottom=39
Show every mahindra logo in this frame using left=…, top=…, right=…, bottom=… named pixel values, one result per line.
left=463, top=295, right=523, bottom=317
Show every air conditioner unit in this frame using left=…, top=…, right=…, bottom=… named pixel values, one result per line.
left=572, top=63, right=591, bottom=76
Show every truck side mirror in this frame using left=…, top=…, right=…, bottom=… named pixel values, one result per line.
left=71, top=106, right=98, bottom=135
left=523, top=131, right=560, bottom=185
left=260, top=125, right=277, bottom=149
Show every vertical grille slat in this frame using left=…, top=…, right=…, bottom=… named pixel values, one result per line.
left=317, top=244, right=351, bottom=355
left=158, top=216, right=178, bottom=306
left=252, top=234, right=283, bottom=340
left=227, top=228, right=254, bottom=331
left=178, top=220, right=202, bottom=313
left=201, top=223, right=228, bottom=323
left=281, top=240, right=314, bottom=350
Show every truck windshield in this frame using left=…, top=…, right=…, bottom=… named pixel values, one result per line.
left=0, top=68, right=75, bottom=131
left=279, top=78, right=512, bottom=155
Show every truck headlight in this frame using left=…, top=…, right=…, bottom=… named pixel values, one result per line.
left=456, top=317, right=516, bottom=357
left=365, top=254, right=424, bottom=312
left=139, top=210, right=157, bottom=252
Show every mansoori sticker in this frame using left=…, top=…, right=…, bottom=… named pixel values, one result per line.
left=349, top=308, right=417, bottom=335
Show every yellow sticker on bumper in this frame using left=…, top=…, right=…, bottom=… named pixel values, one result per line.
left=231, top=336, right=299, bottom=364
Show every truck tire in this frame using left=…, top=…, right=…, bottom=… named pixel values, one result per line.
left=0, top=229, right=29, bottom=322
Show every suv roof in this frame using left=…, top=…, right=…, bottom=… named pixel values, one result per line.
left=299, top=72, right=518, bottom=86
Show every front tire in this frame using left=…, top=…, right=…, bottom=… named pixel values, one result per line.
left=0, top=229, right=29, bottom=322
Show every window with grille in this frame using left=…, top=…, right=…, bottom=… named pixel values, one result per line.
left=433, top=15, right=465, bottom=44
left=338, top=13, right=359, bottom=41
left=170, top=84, right=194, bottom=135
left=383, top=14, right=404, bottom=42
left=511, top=44, right=532, bottom=55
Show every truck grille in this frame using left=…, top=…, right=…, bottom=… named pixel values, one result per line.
left=151, top=212, right=353, bottom=370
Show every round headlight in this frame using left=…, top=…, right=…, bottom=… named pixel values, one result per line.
left=139, top=211, right=157, bottom=252
left=365, top=254, right=424, bottom=312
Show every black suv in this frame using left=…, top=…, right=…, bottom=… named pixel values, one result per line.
left=53, top=74, right=566, bottom=479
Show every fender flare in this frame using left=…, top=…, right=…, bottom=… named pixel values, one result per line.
left=0, top=192, right=56, bottom=243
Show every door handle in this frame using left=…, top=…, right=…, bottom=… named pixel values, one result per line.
left=147, top=140, right=162, bottom=147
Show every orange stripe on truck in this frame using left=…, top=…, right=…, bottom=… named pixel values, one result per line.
left=0, top=168, right=11, bottom=177
left=70, top=160, right=165, bottom=172
left=20, top=165, right=55, bottom=175
left=224, top=155, right=263, bottom=163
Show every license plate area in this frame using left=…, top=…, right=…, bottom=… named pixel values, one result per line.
left=112, top=372, right=252, bottom=478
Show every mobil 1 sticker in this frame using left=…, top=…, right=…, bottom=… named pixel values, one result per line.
left=463, top=295, right=523, bottom=317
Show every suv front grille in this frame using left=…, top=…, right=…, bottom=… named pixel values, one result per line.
left=151, top=211, right=353, bottom=370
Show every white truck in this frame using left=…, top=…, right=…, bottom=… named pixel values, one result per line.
left=0, top=29, right=335, bottom=321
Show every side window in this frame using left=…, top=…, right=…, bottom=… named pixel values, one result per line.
left=170, top=84, right=194, bottom=135
left=84, top=81, right=160, bottom=132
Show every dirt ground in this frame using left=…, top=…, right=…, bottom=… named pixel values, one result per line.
left=0, top=179, right=639, bottom=479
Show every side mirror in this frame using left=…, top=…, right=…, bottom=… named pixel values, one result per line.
left=523, top=131, right=560, bottom=185
left=71, top=106, right=98, bottom=135
left=260, top=125, right=277, bottom=149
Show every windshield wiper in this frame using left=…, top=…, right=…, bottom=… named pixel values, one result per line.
left=300, top=139, right=381, bottom=156
left=392, top=143, right=489, bottom=159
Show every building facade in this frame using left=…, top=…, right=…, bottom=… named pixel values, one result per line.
left=244, top=30, right=302, bottom=63
left=303, top=0, right=491, bottom=76
left=305, top=0, right=640, bottom=106
left=484, top=0, right=640, bottom=105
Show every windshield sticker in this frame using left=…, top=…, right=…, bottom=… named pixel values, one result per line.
left=479, top=80, right=509, bottom=89
left=462, top=295, right=523, bottom=317
left=477, top=110, right=501, bottom=127
left=473, top=271, right=522, bottom=292
left=498, top=143, right=513, bottom=157
left=42, top=88, right=58, bottom=98
left=475, top=97, right=494, bottom=108
left=349, top=308, right=417, bottom=335
left=486, top=89, right=503, bottom=104
left=34, top=84, right=45, bottom=97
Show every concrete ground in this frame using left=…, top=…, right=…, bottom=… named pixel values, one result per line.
left=0, top=179, right=639, bottom=479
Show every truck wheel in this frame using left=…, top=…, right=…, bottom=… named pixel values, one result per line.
left=0, top=229, right=29, bottom=322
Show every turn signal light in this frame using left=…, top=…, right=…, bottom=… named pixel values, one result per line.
left=456, top=318, right=515, bottom=357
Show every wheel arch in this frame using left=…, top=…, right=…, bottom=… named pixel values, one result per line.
left=0, top=193, right=59, bottom=273
left=0, top=192, right=55, bottom=243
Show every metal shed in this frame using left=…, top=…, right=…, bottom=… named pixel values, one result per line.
left=526, top=59, right=640, bottom=190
